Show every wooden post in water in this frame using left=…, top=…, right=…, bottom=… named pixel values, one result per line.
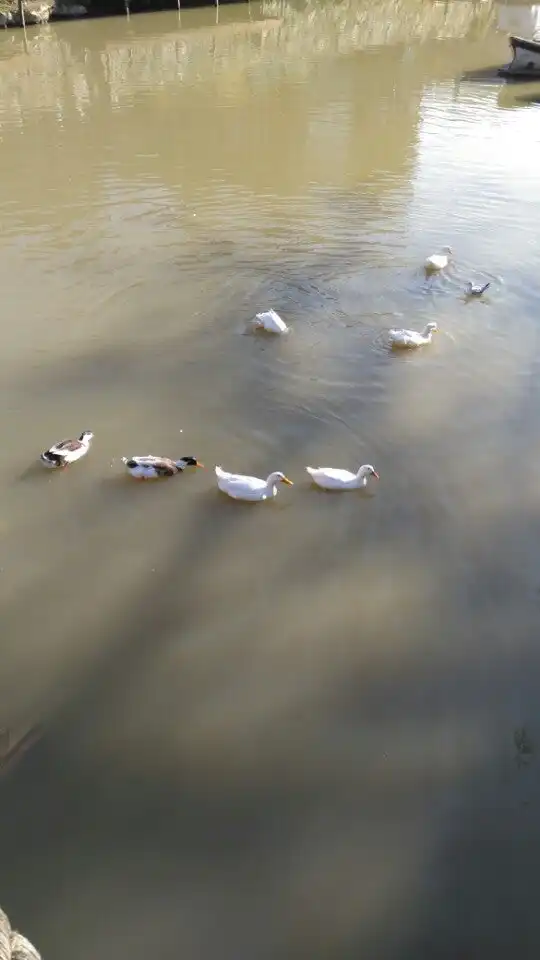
left=17, top=0, right=27, bottom=31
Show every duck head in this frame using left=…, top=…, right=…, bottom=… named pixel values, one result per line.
left=177, top=457, right=204, bottom=469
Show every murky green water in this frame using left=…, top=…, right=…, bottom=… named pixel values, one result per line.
left=1, top=2, right=540, bottom=957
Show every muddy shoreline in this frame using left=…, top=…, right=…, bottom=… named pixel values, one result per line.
left=0, top=0, right=235, bottom=27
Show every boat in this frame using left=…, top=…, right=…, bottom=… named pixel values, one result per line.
left=499, top=34, right=540, bottom=77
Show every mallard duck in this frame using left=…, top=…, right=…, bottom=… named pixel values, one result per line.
left=388, top=321, right=438, bottom=349
left=306, top=464, right=379, bottom=490
left=121, top=455, right=203, bottom=479
left=253, top=309, right=289, bottom=334
left=40, top=431, right=93, bottom=468
left=425, top=246, right=452, bottom=271
left=215, top=465, right=293, bottom=501
left=465, top=281, right=490, bottom=297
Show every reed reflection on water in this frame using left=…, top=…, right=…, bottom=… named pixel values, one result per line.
left=0, top=1, right=540, bottom=958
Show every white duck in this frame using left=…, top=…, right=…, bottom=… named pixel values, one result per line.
left=425, top=246, right=452, bottom=271
left=306, top=463, right=379, bottom=491
left=40, top=431, right=93, bottom=468
left=215, top=465, right=293, bottom=501
left=121, top=455, right=203, bottom=479
left=388, top=321, right=438, bottom=349
left=253, top=309, right=289, bottom=334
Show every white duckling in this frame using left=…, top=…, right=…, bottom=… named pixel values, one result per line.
left=121, top=455, right=203, bottom=479
left=40, top=431, right=93, bottom=468
left=306, top=463, right=379, bottom=491
left=425, top=246, right=452, bottom=272
left=253, top=309, right=289, bottom=334
left=465, top=281, right=490, bottom=298
left=215, top=465, right=293, bottom=501
left=388, top=321, right=438, bottom=349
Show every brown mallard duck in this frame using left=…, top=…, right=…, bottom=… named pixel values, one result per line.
left=121, top=455, right=204, bottom=479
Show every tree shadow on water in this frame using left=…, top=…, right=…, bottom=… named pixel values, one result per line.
left=2, top=260, right=540, bottom=959
left=2, top=556, right=540, bottom=960
left=3, top=435, right=540, bottom=960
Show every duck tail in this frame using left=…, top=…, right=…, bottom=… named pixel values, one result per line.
left=41, top=451, right=64, bottom=467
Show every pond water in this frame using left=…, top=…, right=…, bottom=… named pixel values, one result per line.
left=1, top=1, right=540, bottom=957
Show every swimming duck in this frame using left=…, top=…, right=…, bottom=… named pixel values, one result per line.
left=465, top=281, right=490, bottom=297
left=388, top=321, right=438, bottom=349
left=253, top=309, right=289, bottom=334
left=306, top=464, right=379, bottom=491
left=425, top=246, right=452, bottom=271
left=121, top=456, right=203, bottom=479
left=40, top=431, right=93, bottom=468
left=215, top=465, right=293, bottom=501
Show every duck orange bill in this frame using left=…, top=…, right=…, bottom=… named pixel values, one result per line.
left=281, top=477, right=294, bottom=485
left=196, top=462, right=205, bottom=468
left=372, top=471, right=380, bottom=480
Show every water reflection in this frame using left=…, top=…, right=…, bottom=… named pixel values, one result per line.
left=497, top=1, right=540, bottom=39
left=0, top=0, right=496, bottom=110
